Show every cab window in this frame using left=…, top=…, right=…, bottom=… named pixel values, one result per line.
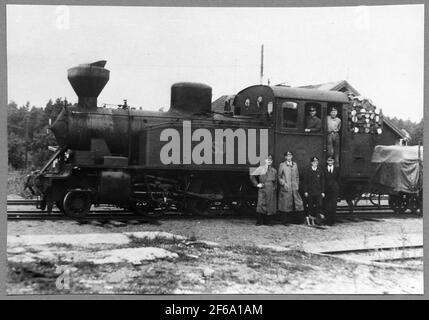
left=281, top=101, right=298, bottom=128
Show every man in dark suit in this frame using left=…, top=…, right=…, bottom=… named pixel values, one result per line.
left=305, top=106, right=321, bottom=133
left=303, top=156, right=325, bottom=226
left=324, top=156, right=340, bottom=225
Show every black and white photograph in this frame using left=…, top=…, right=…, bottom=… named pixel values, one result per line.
left=5, top=3, right=424, bottom=295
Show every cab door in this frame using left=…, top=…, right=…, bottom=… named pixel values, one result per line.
left=274, top=99, right=326, bottom=170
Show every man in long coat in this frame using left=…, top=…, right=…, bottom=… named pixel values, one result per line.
left=324, top=156, right=340, bottom=225
left=250, top=155, right=277, bottom=226
left=278, top=151, right=304, bottom=224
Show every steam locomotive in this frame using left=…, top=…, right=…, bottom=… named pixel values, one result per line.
left=30, top=60, right=412, bottom=218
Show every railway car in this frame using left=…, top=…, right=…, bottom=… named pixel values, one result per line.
left=29, top=60, right=403, bottom=218
left=370, top=145, right=423, bottom=214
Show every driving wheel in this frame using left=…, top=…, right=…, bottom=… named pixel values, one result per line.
left=63, top=190, right=92, bottom=219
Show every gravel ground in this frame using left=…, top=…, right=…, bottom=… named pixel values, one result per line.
left=6, top=211, right=423, bottom=295
left=8, top=213, right=422, bottom=248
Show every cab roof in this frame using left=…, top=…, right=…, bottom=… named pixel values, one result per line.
left=237, top=85, right=350, bottom=103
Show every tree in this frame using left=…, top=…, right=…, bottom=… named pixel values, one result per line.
left=7, top=98, right=70, bottom=170
left=8, top=131, right=25, bottom=169
left=409, top=119, right=424, bottom=146
left=385, top=116, right=423, bottom=146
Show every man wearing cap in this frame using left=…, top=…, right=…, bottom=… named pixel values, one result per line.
left=303, top=156, right=325, bottom=226
left=305, top=107, right=321, bottom=133
left=278, top=151, right=304, bottom=224
left=324, top=156, right=340, bottom=226
left=326, top=107, right=341, bottom=165
left=250, top=155, right=277, bottom=226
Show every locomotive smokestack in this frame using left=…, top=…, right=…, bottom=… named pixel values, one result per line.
left=67, top=60, right=110, bottom=109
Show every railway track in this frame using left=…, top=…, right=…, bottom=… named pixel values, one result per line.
left=320, top=244, right=423, bottom=267
left=7, top=198, right=420, bottom=221
left=7, top=199, right=390, bottom=208
left=7, top=209, right=418, bottom=222
left=7, top=212, right=152, bottom=222
left=7, top=199, right=40, bottom=206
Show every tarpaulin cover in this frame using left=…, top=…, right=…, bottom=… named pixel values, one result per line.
left=371, top=145, right=423, bottom=193
left=371, top=145, right=423, bottom=163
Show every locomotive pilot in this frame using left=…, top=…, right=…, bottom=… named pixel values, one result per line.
left=305, top=106, right=321, bottom=133
left=326, top=107, right=341, bottom=165
left=250, top=155, right=277, bottom=226
left=278, top=151, right=304, bottom=224
left=303, top=156, right=325, bottom=226
left=323, top=156, right=340, bottom=226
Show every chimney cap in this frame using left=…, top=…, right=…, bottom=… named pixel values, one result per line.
left=67, top=60, right=110, bottom=100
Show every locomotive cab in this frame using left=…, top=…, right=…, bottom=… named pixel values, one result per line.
left=233, top=85, right=349, bottom=169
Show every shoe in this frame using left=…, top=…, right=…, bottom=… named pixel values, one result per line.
left=263, top=217, right=272, bottom=226
left=310, top=216, right=316, bottom=226
left=305, top=216, right=311, bottom=225
left=255, top=213, right=262, bottom=226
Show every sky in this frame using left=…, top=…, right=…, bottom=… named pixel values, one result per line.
left=6, top=4, right=424, bottom=121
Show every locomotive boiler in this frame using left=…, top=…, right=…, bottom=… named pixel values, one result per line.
left=31, top=60, right=404, bottom=218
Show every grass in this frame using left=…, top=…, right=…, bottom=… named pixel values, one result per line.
left=7, top=169, right=33, bottom=198
left=8, top=260, right=60, bottom=294
left=127, top=234, right=186, bottom=247
left=71, top=261, right=98, bottom=272
left=224, top=244, right=271, bottom=256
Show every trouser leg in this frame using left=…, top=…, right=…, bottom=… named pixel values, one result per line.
left=333, top=133, right=340, bottom=164
left=283, top=197, right=295, bottom=224
left=314, top=195, right=323, bottom=224
left=263, top=214, right=270, bottom=225
left=308, top=196, right=317, bottom=217
left=324, top=196, right=332, bottom=223
left=256, top=212, right=262, bottom=225
left=327, top=134, right=334, bottom=157
left=305, top=197, right=311, bottom=217
left=325, top=193, right=337, bottom=224
left=330, top=195, right=338, bottom=224
left=331, top=205, right=337, bottom=224
left=282, top=211, right=289, bottom=224
left=309, top=195, right=322, bottom=217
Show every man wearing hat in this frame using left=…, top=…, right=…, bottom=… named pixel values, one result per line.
left=278, top=151, right=304, bottom=224
left=305, top=106, right=321, bottom=133
left=250, top=155, right=277, bottom=226
left=303, top=156, right=325, bottom=225
left=324, top=156, right=340, bottom=225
